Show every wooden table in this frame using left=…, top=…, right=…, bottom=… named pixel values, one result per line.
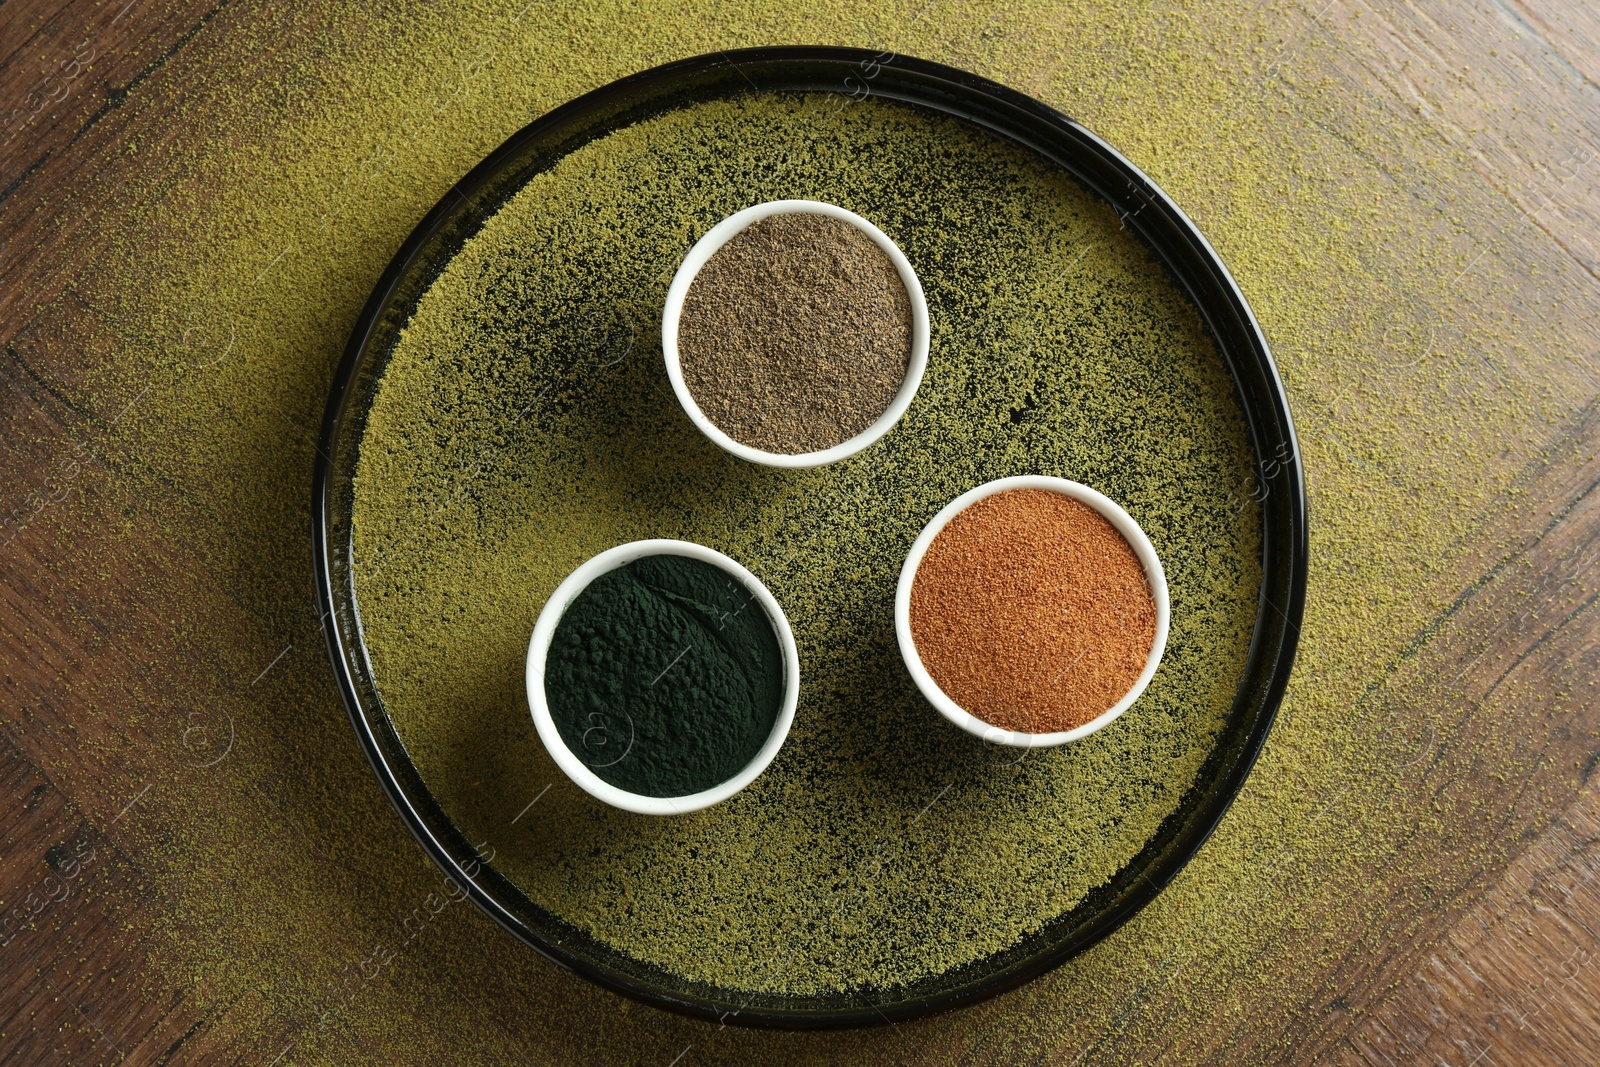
left=2, top=0, right=1597, bottom=1063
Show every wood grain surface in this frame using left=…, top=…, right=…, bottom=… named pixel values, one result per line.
left=1, top=0, right=1598, bottom=1064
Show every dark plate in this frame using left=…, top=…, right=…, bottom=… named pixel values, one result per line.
left=312, top=46, right=1307, bottom=1029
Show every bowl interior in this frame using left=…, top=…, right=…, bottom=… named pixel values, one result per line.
left=895, top=476, right=1172, bottom=748
left=661, top=198, right=931, bottom=469
left=526, top=538, right=800, bottom=815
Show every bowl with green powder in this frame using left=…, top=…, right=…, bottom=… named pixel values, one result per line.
left=526, top=539, right=799, bottom=815
left=662, top=199, right=930, bottom=467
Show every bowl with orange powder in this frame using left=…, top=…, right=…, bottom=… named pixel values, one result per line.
left=896, top=475, right=1170, bottom=747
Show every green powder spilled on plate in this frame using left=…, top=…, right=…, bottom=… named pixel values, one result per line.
left=546, top=553, right=784, bottom=797
left=351, top=91, right=1261, bottom=995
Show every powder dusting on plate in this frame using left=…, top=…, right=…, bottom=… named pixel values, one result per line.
left=352, top=93, right=1261, bottom=996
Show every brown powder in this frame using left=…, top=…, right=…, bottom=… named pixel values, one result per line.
left=909, top=488, right=1158, bottom=733
left=677, top=211, right=912, bottom=454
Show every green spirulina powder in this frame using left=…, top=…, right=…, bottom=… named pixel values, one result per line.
left=546, top=554, right=783, bottom=797
left=352, top=92, right=1262, bottom=995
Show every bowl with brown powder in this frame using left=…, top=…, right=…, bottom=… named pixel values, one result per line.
left=662, top=199, right=930, bottom=467
left=897, top=476, right=1171, bottom=746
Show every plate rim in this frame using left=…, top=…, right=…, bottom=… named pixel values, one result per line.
left=312, top=44, right=1308, bottom=1030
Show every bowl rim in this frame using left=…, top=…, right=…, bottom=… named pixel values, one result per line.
left=661, top=198, right=931, bottom=468
left=525, top=539, right=801, bottom=815
left=895, top=476, right=1171, bottom=747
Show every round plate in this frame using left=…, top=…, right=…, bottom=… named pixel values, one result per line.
left=312, top=46, right=1307, bottom=1029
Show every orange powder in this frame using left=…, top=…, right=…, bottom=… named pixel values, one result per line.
left=908, top=488, right=1157, bottom=733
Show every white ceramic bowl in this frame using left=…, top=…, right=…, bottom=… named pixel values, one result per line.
left=526, top=539, right=800, bottom=814
left=894, top=476, right=1170, bottom=748
left=661, top=199, right=931, bottom=469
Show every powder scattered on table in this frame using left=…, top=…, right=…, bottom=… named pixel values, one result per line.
left=677, top=211, right=912, bottom=454
left=69, top=0, right=1562, bottom=1055
left=910, top=488, right=1157, bottom=732
left=545, top=553, right=783, bottom=797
